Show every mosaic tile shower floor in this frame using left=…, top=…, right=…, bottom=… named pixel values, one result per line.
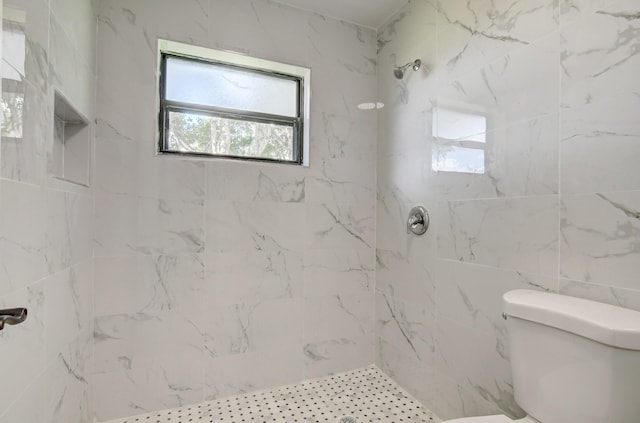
left=105, top=366, right=441, bottom=423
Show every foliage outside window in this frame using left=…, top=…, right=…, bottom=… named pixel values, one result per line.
left=158, top=40, right=310, bottom=165
left=2, top=9, right=26, bottom=142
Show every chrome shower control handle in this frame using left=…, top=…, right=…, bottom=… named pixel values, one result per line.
left=0, top=308, right=27, bottom=331
left=407, top=206, right=429, bottom=235
left=408, top=214, right=423, bottom=226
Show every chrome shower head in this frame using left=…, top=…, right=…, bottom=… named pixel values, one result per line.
left=393, top=59, right=422, bottom=79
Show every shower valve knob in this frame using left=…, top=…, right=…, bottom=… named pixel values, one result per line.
left=407, top=206, right=429, bottom=235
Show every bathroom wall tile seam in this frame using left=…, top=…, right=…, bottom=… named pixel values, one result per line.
left=432, top=30, right=562, bottom=89
left=91, top=0, right=377, bottom=420
left=375, top=0, right=640, bottom=418
left=1, top=0, right=97, bottom=418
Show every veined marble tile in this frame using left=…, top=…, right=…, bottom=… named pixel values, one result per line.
left=437, top=196, right=559, bottom=276
left=377, top=339, right=496, bottom=423
left=375, top=188, right=412, bottom=252
left=310, top=63, right=377, bottom=118
left=205, top=160, right=305, bottom=203
left=436, top=0, right=559, bottom=82
left=309, top=111, right=377, bottom=163
left=304, top=202, right=375, bottom=251
left=376, top=183, right=439, bottom=253
left=376, top=248, right=437, bottom=310
left=0, top=281, right=45, bottom=413
left=98, top=0, right=208, bottom=53
left=432, top=114, right=559, bottom=200
left=303, top=248, right=373, bottom=298
left=307, top=15, right=377, bottom=116
left=304, top=160, right=375, bottom=251
left=45, top=190, right=93, bottom=274
left=204, top=250, right=302, bottom=307
left=560, top=132, right=640, bottom=195
left=559, top=279, right=640, bottom=312
left=44, top=261, right=93, bottom=366
left=377, top=338, right=502, bottom=421
left=560, top=4, right=640, bottom=194
left=0, top=376, right=44, bottom=423
left=377, top=0, right=437, bottom=51
left=376, top=291, right=437, bottom=364
left=49, top=14, right=94, bottom=119
left=94, top=75, right=155, bottom=145
left=561, top=0, right=640, bottom=36
left=208, top=0, right=311, bottom=66
left=376, top=337, right=428, bottom=399
left=93, top=363, right=205, bottom=423
left=202, top=298, right=304, bottom=358
left=94, top=6, right=158, bottom=142
left=377, top=0, right=438, bottom=105
left=433, top=316, right=524, bottom=418
left=561, top=64, right=640, bottom=124
left=93, top=309, right=204, bottom=375
left=376, top=103, right=432, bottom=162
left=377, top=153, right=434, bottom=210
left=307, top=11, right=376, bottom=78
left=425, top=366, right=506, bottom=421
left=50, top=0, right=96, bottom=70
left=433, top=260, right=557, bottom=335
left=204, top=345, right=303, bottom=401
left=205, top=201, right=304, bottom=253
left=94, top=193, right=204, bottom=256
left=436, top=31, right=560, bottom=134
left=560, top=88, right=640, bottom=195
left=95, top=137, right=205, bottom=203
left=303, top=335, right=373, bottom=379
left=560, top=191, right=640, bottom=288
left=91, top=3, right=379, bottom=421
left=561, top=1, right=640, bottom=101
left=45, top=326, right=93, bottom=423
left=0, top=180, right=47, bottom=295
left=303, top=294, right=373, bottom=344
left=94, top=254, right=204, bottom=317
left=306, top=158, right=376, bottom=203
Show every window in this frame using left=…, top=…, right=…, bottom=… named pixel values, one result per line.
left=2, top=8, right=26, bottom=142
left=431, top=104, right=487, bottom=174
left=157, top=39, right=310, bottom=165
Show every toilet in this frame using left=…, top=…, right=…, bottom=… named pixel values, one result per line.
left=443, top=289, right=640, bottom=423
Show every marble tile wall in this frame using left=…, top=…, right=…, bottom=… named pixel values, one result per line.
left=0, top=0, right=96, bottom=422
left=376, top=0, right=640, bottom=419
left=3, top=0, right=634, bottom=421
left=93, top=0, right=377, bottom=421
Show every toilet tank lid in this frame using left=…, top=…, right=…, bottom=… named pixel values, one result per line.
left=503, top=290, right=640, bottom=350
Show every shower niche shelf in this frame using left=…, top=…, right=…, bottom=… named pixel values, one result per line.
left=52, top=91, right=90, bottom=187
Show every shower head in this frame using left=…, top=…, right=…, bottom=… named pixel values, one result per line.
left=393, top=59, right=422, bottom=79
left=393, top=67, right=405, bottom=79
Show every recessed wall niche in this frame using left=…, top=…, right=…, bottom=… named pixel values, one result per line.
left=52, top=91, right=90, bottom=186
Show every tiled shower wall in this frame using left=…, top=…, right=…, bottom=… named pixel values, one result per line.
left=0, top=0, right=96, bottom=422
left=376, top=0, right=640, bottom=419
left=93, top=0, right=377, bottom=420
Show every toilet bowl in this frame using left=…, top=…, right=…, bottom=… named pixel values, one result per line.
left=440, top=290, right=640, bottom=423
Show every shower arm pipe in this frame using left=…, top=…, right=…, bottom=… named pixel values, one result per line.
left=394, top=59, right=423, bottom=79
left=399, top=59, right=420, bottom=72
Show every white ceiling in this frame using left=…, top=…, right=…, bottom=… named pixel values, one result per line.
left=272, top=0, right=409, bottom=29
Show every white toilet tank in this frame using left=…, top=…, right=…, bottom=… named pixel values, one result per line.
left=503, top=290, right=640, bottom=423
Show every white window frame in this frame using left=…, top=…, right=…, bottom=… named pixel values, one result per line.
left=157, top=39, right=311, bottom=166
